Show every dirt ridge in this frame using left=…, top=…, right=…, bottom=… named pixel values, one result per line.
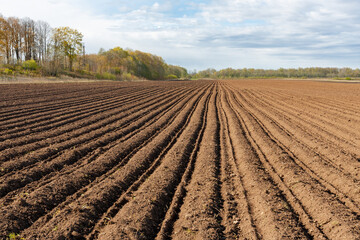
left=0, top=79, right=359, bottom=239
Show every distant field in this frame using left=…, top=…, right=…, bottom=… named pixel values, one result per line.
left=0, top=80, right=359, bottom=239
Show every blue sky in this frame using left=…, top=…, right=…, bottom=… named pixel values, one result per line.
left=1, top=0, right=360, bottom=70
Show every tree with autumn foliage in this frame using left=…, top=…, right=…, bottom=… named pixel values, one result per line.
left=0, top=15, right=12, bottom=64
left=52, top=27, right=83, bottom=71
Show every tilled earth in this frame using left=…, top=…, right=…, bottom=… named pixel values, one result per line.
left=0, top=79, right=359, bottom=239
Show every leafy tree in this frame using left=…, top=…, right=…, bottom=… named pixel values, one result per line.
left=52, top=26, right=83, bottom=71
left=0, top=15, right=12, bottom=64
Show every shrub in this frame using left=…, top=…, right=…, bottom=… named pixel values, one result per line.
left=166, top=74, right=178, bottom=80
left=95, top=72, right=116, bottom=80
left=121, top=72, right=139, bottom=81
left=15, top=65, right=23, bottom=72
left=3, top=68, right=13, bottom=75
left=22, top=59, right=38, bottom=71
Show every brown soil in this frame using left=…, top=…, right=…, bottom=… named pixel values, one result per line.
left=0, top=79, right=359, bottom=240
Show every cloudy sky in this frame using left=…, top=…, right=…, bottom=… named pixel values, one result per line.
left=1, top=0, right=360, bottom=70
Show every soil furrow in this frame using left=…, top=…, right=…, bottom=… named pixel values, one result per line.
left=0, top=83, right=126, bottom=110
left=92, top=84, right=213, bottom=240
left=235, top=87, right=360, bottom=177
left=79, top=85, right=212, bottom=240
left=0, top=86, right=127, bottom=123
left=0, top=86, right=186, bottom=164
left=217, top=83, right=260, bottom=239
left=0, top=85, right=195, bottom=199
left=0, top=86, right=164, bottom=137
left=20, top=83, right=210, bottom=239
left=169, top=87, right=225, bottom=240
left=221, top=84, right=314, bottom=239
left=225, top=85, right=360, bottom=239
left=1, top=79, right=359, bottom=239
left=0, top=87, right=180, bottom=176
left=260, top=89, right=360, bottom=122
left=244, top=90, right=360, bottom=148
left=267, top=87, right=360, bottom=115
left=233, top=89, right=360, bottom=213
left=0, top=86, right=133, bottom=122
left=155, top=86, right=219, bottom=240
left=0, top=82, right=211, bottom=238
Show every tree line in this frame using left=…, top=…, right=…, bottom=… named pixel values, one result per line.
left=193, top=67, right=360, bottom=79
left=86, top=47, right=188, bottom=80
left=0, top=14, right=188, bottom=80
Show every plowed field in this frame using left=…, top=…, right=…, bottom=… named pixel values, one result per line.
left=0, top=79, right=359, bottom=240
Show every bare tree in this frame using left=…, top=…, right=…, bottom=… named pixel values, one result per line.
left=7, top=17, right=22, bottom=63
left=22, top=18, right=36, bottom=61
left=36, top=20, right=51, bottom=64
